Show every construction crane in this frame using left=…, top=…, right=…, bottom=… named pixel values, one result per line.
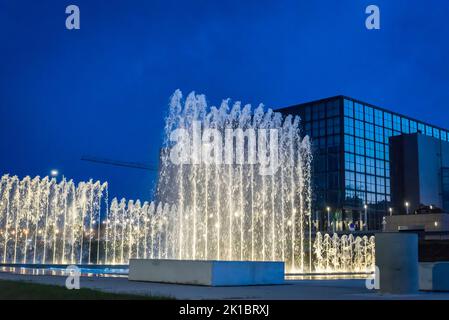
left=81, top=155, right=158, bottom=171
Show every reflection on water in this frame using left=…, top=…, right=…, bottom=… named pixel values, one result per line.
left=0, top=265, right=371, bottom=282
left=0, top=265, right=128, bottom=278
left=286, top=273, right=373, bottom=280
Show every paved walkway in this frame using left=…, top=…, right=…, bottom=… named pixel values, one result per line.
left=1, top=271, right=449, bottom=300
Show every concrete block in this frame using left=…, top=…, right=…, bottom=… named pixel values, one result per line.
left=419, top=263, right=434, bottom=291
left=128, top=259, right=285, bottom=286
left=375, top=232, right=419, bottom=294
left=419, top=262, right=449, bottom=291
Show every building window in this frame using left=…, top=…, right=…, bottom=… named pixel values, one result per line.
left=328, top=173, right=339, bottom=189
left=385, top=161, right=390, bottom=178
left=377, top=194, right=386, bottom=203
left=327, top=135, right=340, bottom=148
left=375, top=126, right=384, bottom=142
left=305, top=123, right=311, bottom=136
left=344, top=99, right=354, bottom=117
left=393, top=115, right=401, bottom=131
left=318, top=104, right=325, bottom=119
left=366, top=140, right=375, bottom=158
left=356, top=191, right=366, bottom=203
left=355, top=155, right=365, bottom=173
left=410, top=120, right=417, bottom=133
left=365, top=123, right=374, bottom=140
left=376, top=177, right=386, bottom=194
left=384, top=128, right=392, bottom=144
left=367, top=192, right=376, bottom=204
left=433, top=128, right=440, bottom=139
left=375, top=143, right=385, bottom=160
left=355, top=120, right=364, bottom=137
left=417, top=123, right=425, bottom=134
left=366, top=157, right=375, bottom=175
left=345, top=190, right=355, bottom=203
left=355, top=103, right=364, bottom=120
left=345, top=153, right=355, bottom=171
left=327, top=100, right=340, bottom=117
left=442, top=131, right=447, bottom=141
left=344, top=117, right=354, bottom=135
left=319, top=120, right=326, bottom=136
left=402, top=118, right=410, bottom=134
left=386, top=178, right=391, bottom=195
left=356, top=173, right=366, bottom=191
left=344, top=135, right=355, bottom=153
left=384, top=112, right=392, bottom=129
left=376, top=159, right=385, bottom=176
left=365, top=106, right=374, bottom=123
left=355, top=138, right=365, bottom=155
left=327, top=117, right=340, bottom=135
left=345, top=171, right=355, bottom=190
left=426, top=125, right=433, bottom=136
left=366, top=175, right=376, bottom=192
left=374, top=109, right=383, bottom=126
left=305, top=106, right=311, bottom=121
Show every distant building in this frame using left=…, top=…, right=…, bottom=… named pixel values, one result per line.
left=390, top=133, right=449, bottom=213
left=277, top=96, right=449, bottom=231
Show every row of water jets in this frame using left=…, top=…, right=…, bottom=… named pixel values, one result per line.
left=0, top=175, right=107, bottom=265
left=0, top=174, right=374, bottom=273
left=313, top=232, right=375, bottom=273
left=0, top=174, right=174, bottom=266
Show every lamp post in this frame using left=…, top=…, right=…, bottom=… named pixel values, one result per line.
left=50, top=169, right=59, bottom=178
left=389, top=207, right=393, bottom=216
left=405, top=201, right=409, bottom=215
left=326, top=207, right=331, bottom=232
left=364, top=204, right=368, bottom=231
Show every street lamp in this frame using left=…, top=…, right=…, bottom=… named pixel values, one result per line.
left=405, top=201, right=409, bottom=215
left=50, top=169, right=59, bottom=177
left=389, top=207, right=393, bottom=216
left=326, top=207, right=331, bottom=231
left=363, top=204, right=368, bottom=231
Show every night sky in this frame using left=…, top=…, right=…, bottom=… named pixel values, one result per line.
left=1, top=0, right=448, bottom=201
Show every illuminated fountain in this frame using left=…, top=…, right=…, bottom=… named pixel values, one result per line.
left=0, top=90, right=375, bottom=274
left=0, top=175, right=107, bottom=265
left=312, top=232, right=375, bottom=273
left=155, top=90, right=313, bottom=273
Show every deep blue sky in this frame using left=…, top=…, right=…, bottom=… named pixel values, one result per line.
left=1, top=0, right=448, bottom=201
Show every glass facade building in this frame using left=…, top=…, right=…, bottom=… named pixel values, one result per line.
left=277, top=96, right=449, bottom=231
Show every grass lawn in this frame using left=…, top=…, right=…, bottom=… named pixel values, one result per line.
left=0, top=280, right=171, bottom=300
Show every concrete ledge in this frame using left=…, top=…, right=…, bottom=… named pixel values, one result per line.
left=419, top=262, right=449, bottom=291
left=129, top=259, right=284, bottom=286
